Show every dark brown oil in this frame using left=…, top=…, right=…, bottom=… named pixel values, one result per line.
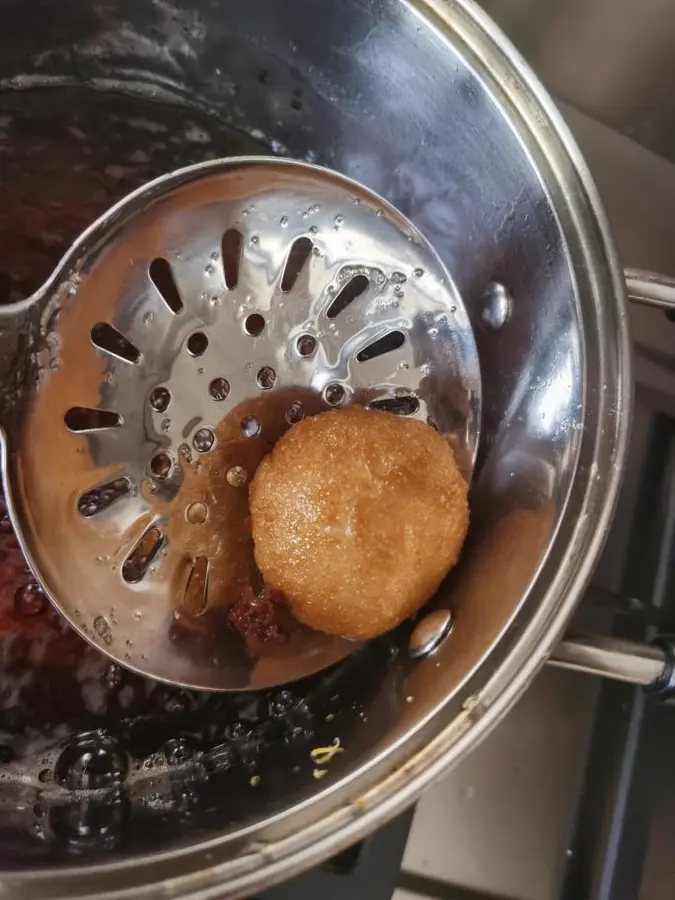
left=0, top=86, right=268, bottom=302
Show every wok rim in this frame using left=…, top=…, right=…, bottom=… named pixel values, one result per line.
left=0, top=0, right=632, bottom=894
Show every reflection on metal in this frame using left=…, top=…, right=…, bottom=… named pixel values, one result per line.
left=409, top=609, right=454, bottom=659
left=479, top=282, right=511, bottom=331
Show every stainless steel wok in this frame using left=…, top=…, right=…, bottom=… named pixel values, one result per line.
left=0, top=0, right=673, bottom=896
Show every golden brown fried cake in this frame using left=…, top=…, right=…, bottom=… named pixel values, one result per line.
left=249, top=406, right=469, bottom=640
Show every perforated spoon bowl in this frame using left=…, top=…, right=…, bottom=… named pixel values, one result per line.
left=0, top=157, right=481, bottom=690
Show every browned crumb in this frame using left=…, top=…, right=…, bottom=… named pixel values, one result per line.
left=227, top=586, right=288, bottom=644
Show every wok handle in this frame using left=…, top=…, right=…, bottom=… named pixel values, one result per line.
left=624, top=267, right=675, bottom=310
left=548, top=635, right=675, bottom=697
left=546, top=268, right=675, bottom=696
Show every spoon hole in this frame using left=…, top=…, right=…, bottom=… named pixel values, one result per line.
left=149, top=258, right=183, bottom=314
left=182, top=556, right=210, bottom=616
left=241, top=415, right=261, bottom=438
left=187, top=332, right=208, bottom=357
left=78, top=477, right=131, bottom=518
left=122, top=527, right=163, bottom=584
left=296, top=334, right=316, bottom=357
left=222, top=229, right=242, bottom=289
left=369, top=394, right=420, bottom=416
left=256, top=366, right=276, bottom=390
left=286, top=401, right=305, bottom=424
left=226, top=465, right=248, bottom=487
left=149, top=452, right=173, bottom=479
left=209, top=377, right=230, bottom=402
left=244, top=313, right=265, bottom=336
left=327, top=274, right=369, bottom=319
left=64, top=407, right=122, bottom=433
left=91, top=322, right=141, bottom=364
left=281, top=237, right=313, bottom=292
left=323, top=383, right=346, bottom=406
left=356, top=330, right=406, bottom=362
left=149, top=386, right=171, bottom=413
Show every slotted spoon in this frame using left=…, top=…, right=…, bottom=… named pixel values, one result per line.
left=0, top=157, right=480, bottom=690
